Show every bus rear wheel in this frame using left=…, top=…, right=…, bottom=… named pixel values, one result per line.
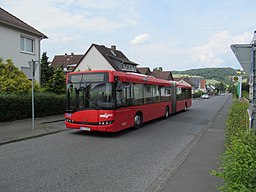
left=134, top=112, right=143, bottom=129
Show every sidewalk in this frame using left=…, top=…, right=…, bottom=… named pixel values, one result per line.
left=160, top=95, right=232, bottom=192
left=0, top=115, right=66, bottom=145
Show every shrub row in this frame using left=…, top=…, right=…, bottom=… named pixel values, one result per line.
left=212, top=99, right=256, bottom=192
left=0, top=93, right=66, bottom=121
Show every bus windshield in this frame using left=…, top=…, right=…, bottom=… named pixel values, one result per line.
left=66, top=73, right=114, bottom=112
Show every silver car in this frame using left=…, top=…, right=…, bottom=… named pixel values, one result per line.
left=201, top=94, right=209, bottom=99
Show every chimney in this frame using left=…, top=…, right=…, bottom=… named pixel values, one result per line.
left=111, top=45, right=116, bottom=51
left=251, top=30, right=256, bottom=44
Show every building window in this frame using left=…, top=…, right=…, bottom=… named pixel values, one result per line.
left=20, top=36, right=34, bottom=54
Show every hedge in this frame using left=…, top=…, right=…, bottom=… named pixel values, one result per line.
left=0, top=93, right=66, bottom=121
left=212, top=99, right=256, bottom=192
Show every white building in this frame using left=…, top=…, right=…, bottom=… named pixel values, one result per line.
left=0, top=7, right=47, bottom=83
left=74, top=44, right=138, bottom=72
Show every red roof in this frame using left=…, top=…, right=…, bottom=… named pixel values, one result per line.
left=151, top=71, right=174, bottom=81
left=137, top=67, right=151, bottom=75
left=51, top=54, right=83, bottom=68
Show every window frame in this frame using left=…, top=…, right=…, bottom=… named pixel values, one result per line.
left=20, top=35, right=35, bottom=54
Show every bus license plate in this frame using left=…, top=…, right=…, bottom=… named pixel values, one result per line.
left=80, top=127, right=91, bottom=131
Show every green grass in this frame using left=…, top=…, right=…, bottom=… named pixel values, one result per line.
left=206, top=79, right=220, bottom=85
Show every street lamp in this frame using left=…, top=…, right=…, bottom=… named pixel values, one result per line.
left=28, top=60, right=38, bottom=130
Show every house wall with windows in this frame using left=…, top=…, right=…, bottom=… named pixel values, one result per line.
left=0, top=25, right=41, bottom=82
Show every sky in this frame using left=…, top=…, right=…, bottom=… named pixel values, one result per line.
left=1, top=0, right=256, bottom=71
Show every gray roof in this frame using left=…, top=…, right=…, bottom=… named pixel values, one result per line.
left=93, top=44, right=138, bottom=70
left=0, top=7, right=47, bottom=38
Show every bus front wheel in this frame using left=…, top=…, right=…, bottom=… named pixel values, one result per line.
left=134, top=112, right=143, bottom=129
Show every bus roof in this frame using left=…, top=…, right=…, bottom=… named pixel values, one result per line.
left=67, top=70, right=191, bottom=88
left=174, top=80, right=192, bottom=88
left=67, top=70, right=172, bottom=86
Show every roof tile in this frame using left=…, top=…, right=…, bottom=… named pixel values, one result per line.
left=0, top=7, right=47, bottom=38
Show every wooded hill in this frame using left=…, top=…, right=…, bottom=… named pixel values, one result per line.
left=172, top=67, right=243, bottom=84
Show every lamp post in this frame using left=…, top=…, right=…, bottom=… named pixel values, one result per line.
left=28, top=60, right=38, bottom=130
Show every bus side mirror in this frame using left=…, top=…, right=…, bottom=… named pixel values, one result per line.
left=116, top=81, right=122, bottom=92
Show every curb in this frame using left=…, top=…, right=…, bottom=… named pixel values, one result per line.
left=0, top=129, right=66, bottom=146
left=0, top=119, right=66, bottom=146
left=41, top=119, right=65, bottom=124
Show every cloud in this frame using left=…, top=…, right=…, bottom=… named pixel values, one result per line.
left=130, top=34, right=150, bottom=45
left=1, top=0, right=135, bottom=33
left=190, top=31, right=252, bottom=68
left=61, top=36, right=75, bottom=42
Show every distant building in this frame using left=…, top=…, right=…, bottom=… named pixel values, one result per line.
left=174, top=77, right=195, bottom=94
left=137, top=67, right=174, bottom=81
left=189, top=77, right=206, bottom=92
left=74, top=44, right=138, bottom=72
left=0, top=7, right=47, bottom=83
left=51, top=53, right=83, bottom=73
left=151, top=71, right=174, bottom=81
left=207, top=85, right=216, bottom=94
left=137, top=67, right=151, bottom=75
left=200, top=79, right=206, bottom=92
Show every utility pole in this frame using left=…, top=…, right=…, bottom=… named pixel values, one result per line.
left=231, top=31, right=256, bottom=129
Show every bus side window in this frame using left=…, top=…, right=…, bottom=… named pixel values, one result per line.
left=144, top=84, right=153, bottom=104
left=160, top=87, right=166, bottom=102
left=122, top=83, right=131, bottom=107
left=165, top=87, right=171, bottom=101
left=134, top=83, right=143, bottom=105
left=176, top=87, right=182, bottom=100
left=153, top=85, right=160, bottom=102
left=116, top=82, right=133, bottom=107
left=116, top=91, right=122, bottom=107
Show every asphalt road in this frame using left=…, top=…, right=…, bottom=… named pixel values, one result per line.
left=0, top=95, right=229, bottom=192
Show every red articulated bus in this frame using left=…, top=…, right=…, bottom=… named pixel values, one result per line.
left=65, top=70, right=192, bottom=132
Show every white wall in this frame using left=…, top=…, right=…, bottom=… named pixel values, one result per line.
left=0, top=25, right=41, bottom=83
left=75, top=46, right=114, bottom=71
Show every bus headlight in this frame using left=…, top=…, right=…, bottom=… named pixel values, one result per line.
left=65, top=118, right=73, bottom=123
left=98, top=121, right=114, bottom=125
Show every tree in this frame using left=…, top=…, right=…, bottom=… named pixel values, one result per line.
left=153, top=67, right=163, bottom=71
left=0, top=57, right=39, bottom=94
left=227, top=82, right=236, bottom=93
left=40, top=52, right=53, bottom=86
left=46, top=68, right=66, bottom=94
left=215, top=81, right=226, bottom=93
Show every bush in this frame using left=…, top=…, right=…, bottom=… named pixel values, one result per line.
left=193, top=91, right=206, bottom=98
left=212, top=99, right=256, bottom=191
left=225, top=100, right=248, bottom=140
left=0, top=93, right=65, bottom=121
left=0, top=58, right=41, bottom=94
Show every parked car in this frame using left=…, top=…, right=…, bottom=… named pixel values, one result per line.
left=201, top=94, right=209, bottom=99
